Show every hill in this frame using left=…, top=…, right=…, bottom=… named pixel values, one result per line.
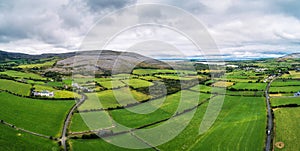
left=277, top=53, right=300, bottom=61
left=50, top=50, right=170, bottom=74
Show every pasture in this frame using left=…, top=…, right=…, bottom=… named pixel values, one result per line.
left=230, top=82, right=267, bottom=91
left=281, top=71, right=300, bottom=79
left=109, top=90, right=210, bottom=128
left=78, top=88, right=151, bottom=110
left=0, top=70, right=46, bottom=80
left=0, top=79, right=31, bottom=96
left=17, top=60, right=57, bottom=69
left=122, top=79, right=153, bottom=88
left=0, top=124, right=59, bottom=151
left=70, top=111, right=113, bottom=132
left=274, top=108, right=300, bottom=151
left=0, top=92, right=74, bottom=137
left=97, top=80, right=126, bottom=89
left=271, top=97, right=300, bottom=107
left=269, top=86, right=300, bottom=93
left=271, top=79, right=300, bottom=87
left=212, top=81, right=234, bottom=87
left=158, top=95, right=266, bottom=151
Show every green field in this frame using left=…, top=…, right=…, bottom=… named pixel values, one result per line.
left=70, top=134, right=154, bottom=151
left=132, top=69, right=176, bottom=75
left=17, top=60, right=57, bottom=69
left=274, top=108, right=300, bottom=151
left=70, top=111, right=113, bottom=132
left=97, top=80, right=126, bottom=89
left=158, top=95, right=266, bottom=151
left=122, top=79, right=153, bottom=88
left=78, top=88, right=151, bottom=110
left=0, top=124, right=59, bottom=151
left=272, top=79, right=300, bottom=87
left=281, top=71, right=300, bottom=79
left=0, top=70, right=46, bottom=80
left=109, top=91, right=210, bottom=128
left=270, top=86, right=300, bottom=93
left=271, top=97, right=300, bottom=107
left=0, top=92, right=74, bottom=137
left=0, top=79, right=32, bottom=96
left=230, top=82, right=267, bottom=91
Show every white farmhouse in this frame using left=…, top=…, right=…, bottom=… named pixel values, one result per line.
left=33, top=90, right=54, bottom=97
left=294, top=91, right=300, bottom=97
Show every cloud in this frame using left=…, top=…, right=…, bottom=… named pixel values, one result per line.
left=0, top=0, right=299, bottom=59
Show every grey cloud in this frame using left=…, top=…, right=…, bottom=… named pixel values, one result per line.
left=86, top=0, right=136, bottom=12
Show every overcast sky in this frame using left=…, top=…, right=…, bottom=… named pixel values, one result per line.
left=0, top=0, right=299, bottom=59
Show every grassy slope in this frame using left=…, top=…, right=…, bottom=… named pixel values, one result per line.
left=0, top=92, right=74, bottom=137
left=0, top=70, right=46, bottom=80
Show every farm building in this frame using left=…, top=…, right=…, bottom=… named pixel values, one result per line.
left=294, top=91, right=300, bottom=97
left=33, top=90, right=54, bottom=97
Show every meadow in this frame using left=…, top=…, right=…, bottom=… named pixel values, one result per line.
left=122, top=79, right=153, bottom=88
left=0, top=124, right=59, bottom=151
left=0, top=70, right=46, bottom=80
left=271, top=97, right=300, bottom=107
left=160, top=95, right=266, bottom=151
left=70, top=111, right=113, bottom=132
left=0, top=79, right=32, bottom=96
left=273, top=108, right=300, bottom=151
left=0, top=92, right=74, bottom=137
left=78, top=88, right=151, bottom=111
left=230, top=82, right=267, bottom=91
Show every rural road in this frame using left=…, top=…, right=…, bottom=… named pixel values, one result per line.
left=265, top=77, right=276, bottom=151
left=61, top=94, right=86, bottom=151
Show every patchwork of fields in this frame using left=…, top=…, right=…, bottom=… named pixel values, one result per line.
left=1, top=59, right=299, bottom=151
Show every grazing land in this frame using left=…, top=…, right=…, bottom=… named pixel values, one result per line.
left=0, top=79, right=32, bottom=96
left=273, top=108, right=300, bottom=151
left=0, top=50, right=299, bottom=150
left=0, top=92, right=74, bottom=137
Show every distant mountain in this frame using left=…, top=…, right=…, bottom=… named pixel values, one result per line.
left=277, top=53, right=300, bottom=61
left=0, top=50, right=76, bottom=61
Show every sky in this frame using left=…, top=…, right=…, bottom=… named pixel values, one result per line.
left=0, top=0, right=299, bottom=59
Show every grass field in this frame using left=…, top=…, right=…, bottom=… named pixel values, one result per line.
left=97, top=80, right=126, bottom=89
left=70, top=134, right=154, bottom=151
left=17, top=60, right=57, bottom=69
left=271, top=97, right=300, bottom=107
left=155, top=75, right=195, bottom=80
left=122, top=79, right=153, bottom=88
left=78, top=88, right=151, bottom=110
left=271, top=79, right=300, bottom=87
left=157, top=95, right=266, bottom=151
left=132, top=69, right=176, bottom=75
left=0, top=79, right=32, bottom=96
left=230, top=82, right=267, bottom=91
left=109, top=91, right=210, bottom=128
left=0, top=92, right=74, bottom=137
left=70, top=111, right=113, bottom=132
left=270, top=86, right=300, bottom=93
left=212, top=81, right=234, bottom=87
left=274, top=108, right=300, bottom=151
left=281, top=71, right=300, bottom=79
left=0, top=124, right=59, bottom=151
left=0, top=70, right=46, bottom=80
left=34, top=84, right=80, bottom=99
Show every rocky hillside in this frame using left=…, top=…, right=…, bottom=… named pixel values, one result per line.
left=49, top=50, right=170, bottom=75
left=277, top=53, right=300, bottom=61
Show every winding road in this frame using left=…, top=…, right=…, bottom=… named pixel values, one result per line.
left=265, top=76, right=276, bottom=151
left=60, top=94, right=86, bottom=151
